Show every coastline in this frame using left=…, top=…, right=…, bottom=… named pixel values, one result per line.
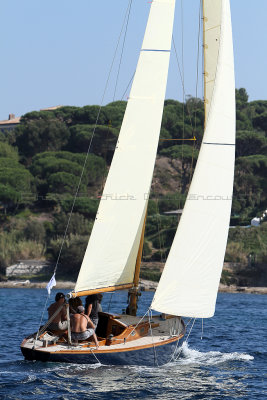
left=0, top=280, right=267, bottom=294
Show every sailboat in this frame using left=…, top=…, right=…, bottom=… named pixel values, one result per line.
left=21, top=0, right=235, bottom=366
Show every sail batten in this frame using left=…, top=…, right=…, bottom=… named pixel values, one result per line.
left=74, top=0, right=176, bottom=295
left=151, top=0, right=235, bottom=318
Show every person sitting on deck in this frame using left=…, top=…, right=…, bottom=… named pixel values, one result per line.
left=85, top=294, right=100, bottom=329
left=68, top=296, right=82, bottom=314
left=47, top=292, right=68, bottom=331
left=97, top=293, right=103, bottom=312
left=70, top=305, right=99, bottom=348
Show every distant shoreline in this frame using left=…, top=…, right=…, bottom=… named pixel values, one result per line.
left=0, top=280, right=267, bottom=294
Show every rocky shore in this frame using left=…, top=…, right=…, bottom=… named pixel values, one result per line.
left=0, top=280, right=267, bottom=294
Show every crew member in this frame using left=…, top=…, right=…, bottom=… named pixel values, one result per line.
left=47, top=292, right=68, bottom=331
left=85, top=294, right=100, bottom=329
left=70, top=305, right=99, bottom=347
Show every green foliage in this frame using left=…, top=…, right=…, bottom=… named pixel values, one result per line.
left=0, top=231, right=46, bottom=269
left=15, top=116, right=70, bottom=157
left=236, top=88, right=249, bottom=107
left=220, top=269, right=234, bottom=285
left=0, top=167, right=33, bottom=191
left=31, top=156, right=83, bottom=179
left=43, top=221, right=54, bottom=238
left=15, top=208, right=33, bottom=219
left=151, top=227, right=176, bottom=249
left=252, top=112, right=267, bottom=132
left=142, top=240, right=152, bottom=257
left=150, top=250, right=167, bottom=262
left=30, top=151, right=106, bottom=196
left=249, top=100, right=267, bottom=115
left=0, top=142, right=19, bottom=161
left=68, top=124, right=119, bottom=161
left=103, top=102, right=126, bottom=127
left=147, top=200, right=158, bottom=216
left=71, top=105, right=106, bottom=125
left=160, top=144, right=199, bottom=161
left=0, top=132, right=6, bottom=142
left=23, top=220, right=46, bottom=242
left=236, top=110, right=253, bottom=131
left=225, top=241, right=248, bottom=263
left=60, top=197, right=99, bottom=218
left=0, top=157, right=20, bottom=168
left=145, top=215, right=177, bottom=236
left=49, top=234, right=88, bottom=278
left=140, top=269, right=161, bottom=282
left=229, top=222, right=267, bottom=252
left=47, top=172, right=86, bottom=195
left=0, top=184, right=20, bottom=206
left=0, top=160, right=35, bottom=209
left=53, top=213, right=92, bottom=236
left=53, top=106, right=80, bottom=125
left=225, top=223, right=267, bottom=265
left=236, top=155, right=267, bottom=174
left=157, top=193, right=186, bottom=213
left=160, top=145, right=198, bottom=193
left=236, top=131, right=267, bottom=157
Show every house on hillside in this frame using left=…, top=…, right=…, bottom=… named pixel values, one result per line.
left=0, top=106, right=62, bottom=134
left=0, top=114, right=21, bottom=133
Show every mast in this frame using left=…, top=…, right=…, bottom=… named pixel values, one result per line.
left=127, top=211, right=147, bottom=316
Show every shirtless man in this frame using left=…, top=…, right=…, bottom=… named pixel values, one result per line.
left=47, top=292, right=68, bottom=331
left=70, top=306, right=99, bottom=348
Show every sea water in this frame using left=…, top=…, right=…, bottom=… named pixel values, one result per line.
left=0, top=288, right=266, bottom=399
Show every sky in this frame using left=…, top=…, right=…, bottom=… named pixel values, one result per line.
left=0, top=0, right=267, bottom=121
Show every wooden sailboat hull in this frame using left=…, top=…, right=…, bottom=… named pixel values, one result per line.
left=21, top=337, right=181, bottom=366
left=21, top=315, right=185, bottom=366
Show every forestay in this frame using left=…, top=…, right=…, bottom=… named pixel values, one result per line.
left=151, top=0, right=235, bottom=318
left=74, top=0, right=176, bottom=295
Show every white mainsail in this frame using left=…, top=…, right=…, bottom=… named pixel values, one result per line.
left=74, top=0, right=176, bottom=294
left=151, top=0, right=235, bottom=318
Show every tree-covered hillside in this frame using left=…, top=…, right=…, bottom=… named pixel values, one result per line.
left=0, top=89, right=266, bottom=282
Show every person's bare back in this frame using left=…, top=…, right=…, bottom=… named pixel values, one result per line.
left=71, top=313, right=94, bottom=333
left=70, top=306, right=99, bottom=348
left=48, top=302, right=66, bottom=324
left=47, top=292, right=67, bottom=331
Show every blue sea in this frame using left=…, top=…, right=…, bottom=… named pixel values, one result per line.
left=0, top=288, right=266, bottom=399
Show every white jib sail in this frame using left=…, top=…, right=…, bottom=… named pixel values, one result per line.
left=75, top=0, right=176, bottom=294
left=151, top=0, right=235, bottom=318
left=203, top=0, right=222, bottom=123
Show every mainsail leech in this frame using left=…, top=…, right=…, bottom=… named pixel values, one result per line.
left=74, top=0, right=176, bottom=295
left=151, top=0, right=235, bottom=318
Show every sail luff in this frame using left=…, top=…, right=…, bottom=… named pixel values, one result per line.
left=151, top=0, right=235, bottom=318
left=74, top=0, right=176, bottom=295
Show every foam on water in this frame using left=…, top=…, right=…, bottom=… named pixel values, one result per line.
left=176, top=342, right=254, bottom=366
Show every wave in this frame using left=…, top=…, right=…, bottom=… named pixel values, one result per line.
left=175, top=342, right=254, bottom=366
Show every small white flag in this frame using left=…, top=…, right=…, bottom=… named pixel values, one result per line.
left=46, top=274, right=56, bottom=295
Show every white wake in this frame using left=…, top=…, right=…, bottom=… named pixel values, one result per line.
left=176, top=342, right=254, bottom=365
